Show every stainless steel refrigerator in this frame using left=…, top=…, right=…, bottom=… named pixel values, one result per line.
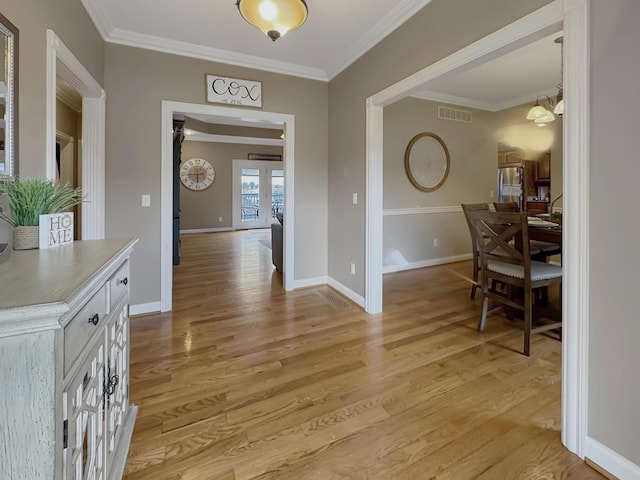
left=497, top=166, right=524, bottom=211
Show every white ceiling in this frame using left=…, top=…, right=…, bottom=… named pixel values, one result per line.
left=81, top=0, right=562, bottom=112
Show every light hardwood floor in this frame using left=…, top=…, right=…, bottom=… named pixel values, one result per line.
left=124, top=229, right=602, bottom=480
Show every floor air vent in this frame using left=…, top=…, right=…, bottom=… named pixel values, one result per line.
left=318, top=290, right=353, bottom=310
left=438, top=106, right=472, bottom=123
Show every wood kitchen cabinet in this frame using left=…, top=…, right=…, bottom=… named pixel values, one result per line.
left=535, top=151, right=551, bottom=182
left=526, top=201, right=549, bottom=216
left=498, top=149, right=525, bottom=168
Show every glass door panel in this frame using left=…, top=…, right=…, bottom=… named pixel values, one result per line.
left=234, top=160, right=283, bottom=229
left=241, top=168, right=260, bottom=225
left=271, top=169, right=284, bottom=221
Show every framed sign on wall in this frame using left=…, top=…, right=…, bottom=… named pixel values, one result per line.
left=205, top=74, right=262, bottom=108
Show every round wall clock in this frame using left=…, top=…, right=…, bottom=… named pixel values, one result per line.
left=404, top=132, right=450, bottom=192
left=180, top=158, right=215, bottom=191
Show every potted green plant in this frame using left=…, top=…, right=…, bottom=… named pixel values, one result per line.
left=0, top=178, right=83, bottom=250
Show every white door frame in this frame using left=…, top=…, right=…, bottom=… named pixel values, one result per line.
left=46, top=30, right=105, bottom=240
left=161, top=101, right=296, bottom=311
left=365, top=0, right=589, bottom=457
left=232, top=160, right=284, bottom=230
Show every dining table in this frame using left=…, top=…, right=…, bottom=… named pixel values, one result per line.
left=527, top=217, right=562, bottom=247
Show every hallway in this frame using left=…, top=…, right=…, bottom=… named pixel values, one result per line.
left=124, top=231, right=602, bottom=479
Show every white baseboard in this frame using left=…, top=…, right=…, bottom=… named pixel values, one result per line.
left=130, top=301, right=161, bottom=316
left=585, top=436, right=640, bottom=480
left=180, top=227, right=233, bottom=234
left=292, top=276, right=328, bottom=290
left=383, top=253, right=473, bottom=274
left=327, top=277, right=365, bottom=309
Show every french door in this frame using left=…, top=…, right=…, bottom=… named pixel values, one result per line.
left=232, top=160, right=284, bottom=229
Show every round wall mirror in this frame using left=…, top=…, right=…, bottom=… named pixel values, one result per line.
left=404, top=132, right=450, bottom=192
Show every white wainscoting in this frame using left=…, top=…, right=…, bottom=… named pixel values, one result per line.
left=383, top=205, right=462, bottom=216
left=383, top=254, right=473, bottom=274
left=179, top=227, right=234, bottom=234
left=383, top=205, right=469, bottom=274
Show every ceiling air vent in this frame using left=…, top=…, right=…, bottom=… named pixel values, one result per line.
left=438, top=106, right=472, bottom=123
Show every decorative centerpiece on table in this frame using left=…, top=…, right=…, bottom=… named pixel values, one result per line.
left=0, top=178, right=83, bottom=250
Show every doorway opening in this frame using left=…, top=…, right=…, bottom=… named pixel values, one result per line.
left=233, top=160, right=284, bottom=230
left=365, top=0, right=589, bottom=457
left=46, top=30, right=105, bottom=240
left=160, top=101, right=296, bottom=312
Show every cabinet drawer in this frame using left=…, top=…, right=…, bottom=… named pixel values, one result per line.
left=109, top=260, right=130, bottom=310
left=63, top=285, right=108, bottom=375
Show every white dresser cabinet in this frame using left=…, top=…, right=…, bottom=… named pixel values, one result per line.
left=0, top=239, right=138, bottom=480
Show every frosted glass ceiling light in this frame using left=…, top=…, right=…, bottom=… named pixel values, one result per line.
left=236, top=0, right=308, bottom=42
left=527, top=96, right=555, bottom=122
left=526, top=35, right=565, bottom=123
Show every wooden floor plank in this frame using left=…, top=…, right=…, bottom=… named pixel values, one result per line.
left=124, top=230, right=603, bottom=479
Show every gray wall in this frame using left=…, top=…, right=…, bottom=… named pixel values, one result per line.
left=589, top=0, right=640, bottom=465
left=0, top=0, right=103, bottom=178
left=328, top=0, right=552, bottom=294
left=381, top=97, right=563, bottom=271
left=104, top=44, right=328, bottom=304
left=179, top=141, right=282, bottom=230
left=382, top=97, right=498, bottom=268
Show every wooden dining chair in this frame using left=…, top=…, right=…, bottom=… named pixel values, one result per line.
left=466, top=210, right=562, bottom=356
left=493, top=201, right=561, bottom=259
left=493, top=201, right=519, bottom=212
left=461, top=203, right=489, bottom=299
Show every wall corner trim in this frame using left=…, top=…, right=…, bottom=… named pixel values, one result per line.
left=327, top=277, right=366, bottom=309
left=585, top=436, right=640, bottom=480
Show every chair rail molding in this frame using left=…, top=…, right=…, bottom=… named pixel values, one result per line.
left=365, top=0, right=589, bottom=460
left=383, top=206, right=461, bottom=216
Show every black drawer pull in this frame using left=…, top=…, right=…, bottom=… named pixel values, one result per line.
left=118, top=277, right=128, bottom=286
left=88, top=313, right=100, bottom=326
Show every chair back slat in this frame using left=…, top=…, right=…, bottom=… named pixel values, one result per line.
left=467, top=210, right=531, bottom=270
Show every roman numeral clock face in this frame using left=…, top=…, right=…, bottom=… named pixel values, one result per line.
left=180, top=158, right=216, bottom=191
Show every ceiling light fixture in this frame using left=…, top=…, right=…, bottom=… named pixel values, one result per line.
left=526, top=36, right=564, bottom=126
left=553, top=36, right=564, bottom=115
left=236, top=0, right=308, bottom=42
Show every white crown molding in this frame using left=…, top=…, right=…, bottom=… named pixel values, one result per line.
left=326, top=0, right=435, bottom=79
left=107, top=28, right=328, bottom=82
left=412, top=87, right=559, bottom=112
left=81, top=0, right=432, bottom=82
left=80, top=0, right=115, bottom=38
left=184, top=132, right=284, bottom=146
left=56, top=85, right=83, bottom=112
left=412, top=91, right=494, bottom=111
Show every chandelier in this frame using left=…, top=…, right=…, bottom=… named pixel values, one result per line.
left=236, top=0, right=308, bottom=42
left=526, top=36, right=564, bottom=126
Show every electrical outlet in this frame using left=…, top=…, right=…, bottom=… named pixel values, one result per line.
left=141, top=195, right=151, bottom=207
left=433, top=238, right=438, bottom=247
left=490, top=190, right=495, bottom=199
left=218, top=217, right=222, bottom=223
left=350, top=263, right=356, bottom=275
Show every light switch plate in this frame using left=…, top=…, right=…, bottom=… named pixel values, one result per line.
left=142, top=195, right=151, bottom=207
left=352, top=193, right=358, bottom=205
